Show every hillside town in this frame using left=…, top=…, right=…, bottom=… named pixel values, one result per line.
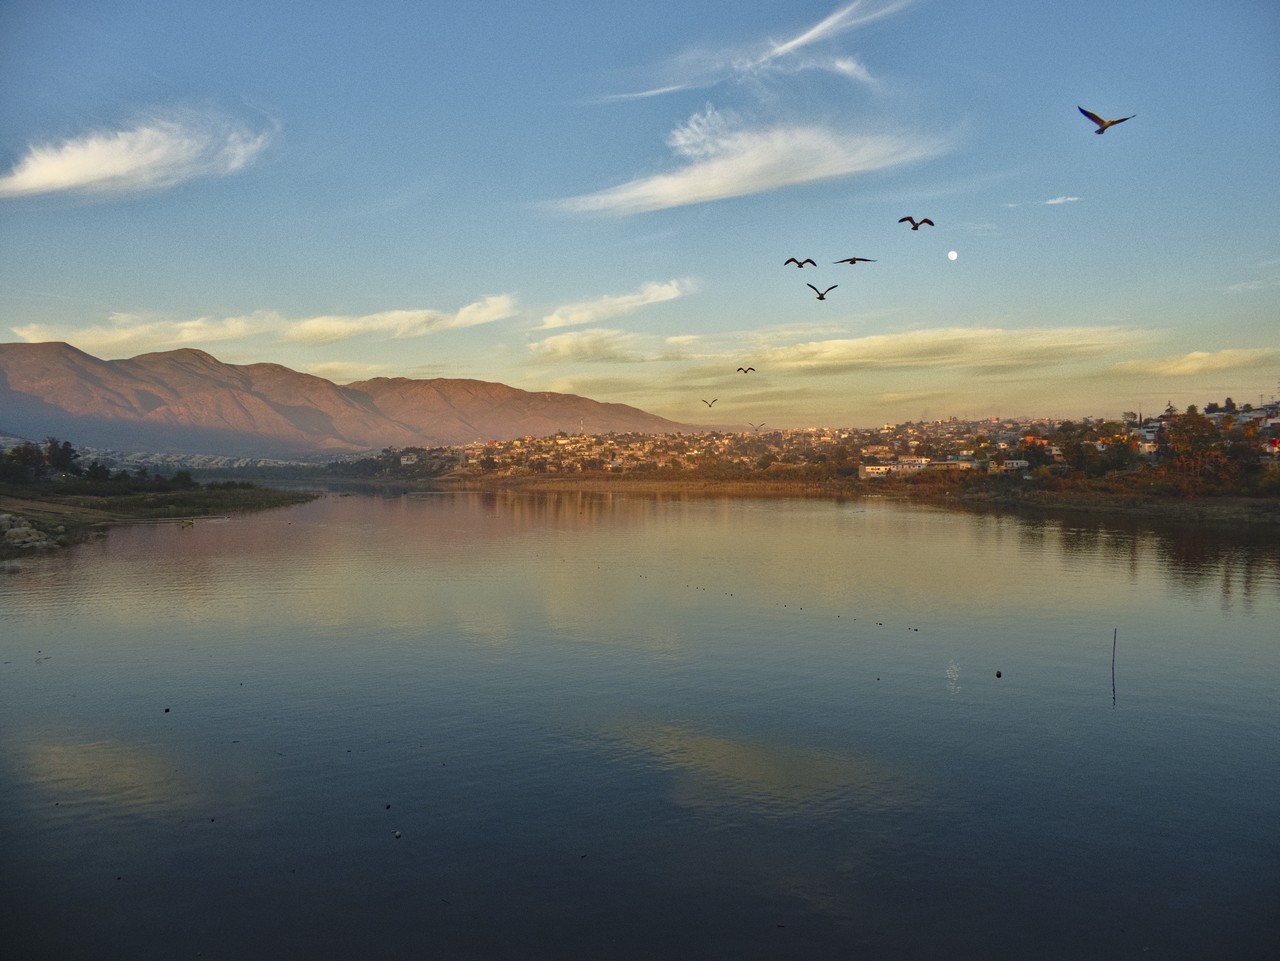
left=333, top=401, right=1280, bottom=488
left=4, top=400, right=1280, bottom=556
left=6, top=399, right=1280, bottom=491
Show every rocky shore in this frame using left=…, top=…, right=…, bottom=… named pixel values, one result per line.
left=1, top=512, right=68, bottom=552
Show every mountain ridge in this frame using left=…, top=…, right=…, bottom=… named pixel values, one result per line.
left=0, top=342, right=689, bottom=456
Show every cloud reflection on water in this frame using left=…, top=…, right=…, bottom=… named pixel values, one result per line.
left=619, top=723, right=919, bottom=817
left=25, top=740, right=203, bottom=816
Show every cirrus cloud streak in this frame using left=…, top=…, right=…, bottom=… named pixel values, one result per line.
left=604, top=0, right=916, bottom=100
left=0, top=109, right=274, bottom=198
left=1110, top=348, right=1279, bottom=377
left=12, top=312, right=275, bottom=355
left=539, top=280, right=692, bottom=330
left=558, top=106, right=946, bottom=215
left=12, top=296, right=518, bottom=355
left=761, top=326, right=1141, bottom=374
left=279, top=296, right=517, bottom=345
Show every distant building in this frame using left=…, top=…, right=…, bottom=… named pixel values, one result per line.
left=858, top=464, right=896, bottom=479
left=988, top=459, right=1029, bottom=474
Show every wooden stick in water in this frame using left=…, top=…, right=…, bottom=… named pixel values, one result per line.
left=1111, top=627, right=1118, bottom=705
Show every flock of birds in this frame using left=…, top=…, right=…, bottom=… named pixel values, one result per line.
left=704, top=106, right=1135, bottom=431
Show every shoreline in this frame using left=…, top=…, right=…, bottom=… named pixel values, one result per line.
left=4, top=473, right=1276, bottom=559
left=0, top=487, right=317, bottom=559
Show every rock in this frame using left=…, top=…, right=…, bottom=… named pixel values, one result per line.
left=1, top=515, right=56, bottom=550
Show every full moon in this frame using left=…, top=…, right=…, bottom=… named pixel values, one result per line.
left=947, top=250, right=958, bottom=261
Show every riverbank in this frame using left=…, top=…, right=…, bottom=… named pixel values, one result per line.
left=0, top=486, right=318, bottom=558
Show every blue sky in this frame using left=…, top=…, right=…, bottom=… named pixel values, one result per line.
left=1, top=0, right=1277, bottom=427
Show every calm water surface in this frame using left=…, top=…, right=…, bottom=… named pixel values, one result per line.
left=2, top=492, right=1278, bottom=960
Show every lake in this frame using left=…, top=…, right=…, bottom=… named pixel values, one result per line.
left=2, top=491, right=1278, bottom=960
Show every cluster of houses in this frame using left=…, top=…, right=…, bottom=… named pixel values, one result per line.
left=421, top=403, right=1280, bottom=481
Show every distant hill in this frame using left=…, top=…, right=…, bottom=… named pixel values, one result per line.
left=0, top=342, right=689, bottom=456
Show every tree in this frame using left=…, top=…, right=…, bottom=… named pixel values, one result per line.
left=45, top=439, right=81, bottom=474
left=6, top=441, right=46, bottom=479
left=1158, top=405, right=1225, bottom=482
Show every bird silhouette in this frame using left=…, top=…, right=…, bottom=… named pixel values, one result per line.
left=737, top=366, right=755, bottom=373
left=748, top=422, right=765, bottom=432
left=784, top=257, right=817, bottom=267
left=702, top=398, right=717, bottom=407
left=898, top=216, right=934, bottom=230
left=1078, top=106, right=1135, bottom=134
left=807, top=283, right=837, bottom=300
left=834, top=257, right=876, bottom=265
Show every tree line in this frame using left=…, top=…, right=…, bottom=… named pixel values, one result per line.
left=0, top=437, right=199, bottom=492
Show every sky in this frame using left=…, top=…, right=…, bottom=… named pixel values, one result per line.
left=1, top=0, right=1277, bottom=429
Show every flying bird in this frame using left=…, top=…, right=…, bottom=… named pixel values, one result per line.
left=1078, top=106, right=1134, bottom=134
left=702, top=398, right=717, bottom=407
left=807, top=283, right=837, bottom=300
left=737, top=366, right=755, bottom=373
left=898, top=216, right=934, bottom=230
left=784, top=257, right=817, bottom=267
left=834, top=257, right=876, bottom=265
left=748, top=422, right=765, bottom=432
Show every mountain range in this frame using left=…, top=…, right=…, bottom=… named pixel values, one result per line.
left=0, top=342, right=689, bottom=457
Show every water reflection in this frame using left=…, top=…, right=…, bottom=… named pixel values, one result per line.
left=946, top=505, right=1280, bottom=605
left=2, top=493, right=1278, bottom=960
left=617, top=723, right=918, bottom=817
left=24, top=740, right=203, bottom=816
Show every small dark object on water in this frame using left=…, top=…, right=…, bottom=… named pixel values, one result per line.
left=996, top=670, right=1002, bottom=678
left=385, top=804, right=391, bottom=810
left=164, top=707, right=170, bottom=713
left=394, top=831, right=402, bottom=839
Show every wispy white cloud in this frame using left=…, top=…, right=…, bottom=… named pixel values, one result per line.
left=599, top=83, right=700, bottom=104
left=605, top=0, right=913, bottom=99
left=303, top=361, right=390, bottom=383
left=558, top=105, right=945, bottom=215
left=1004, top=196, right=1081, bottom=208
left=11, top=311, right=277, bottom=355
left=1225, top=258, right=1280, bottom=291
left=528, top=329, right=646, bottom=363
left=0, top=108, right=274, bottom=198
left=1110, top=348, right=1279, bottom=377
left=524, top=324, right=1150, bottom=382
left=759, top=326, right=1142, bottom=374
left=539, top=280, right=692, bottom=330
left=829, top=57, right=877, bottom=84
left=281, top=296, right=517, bottom=345
left=11, top=296, right=517, bottom=354
left=763, top=0, right=913, bottom=62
